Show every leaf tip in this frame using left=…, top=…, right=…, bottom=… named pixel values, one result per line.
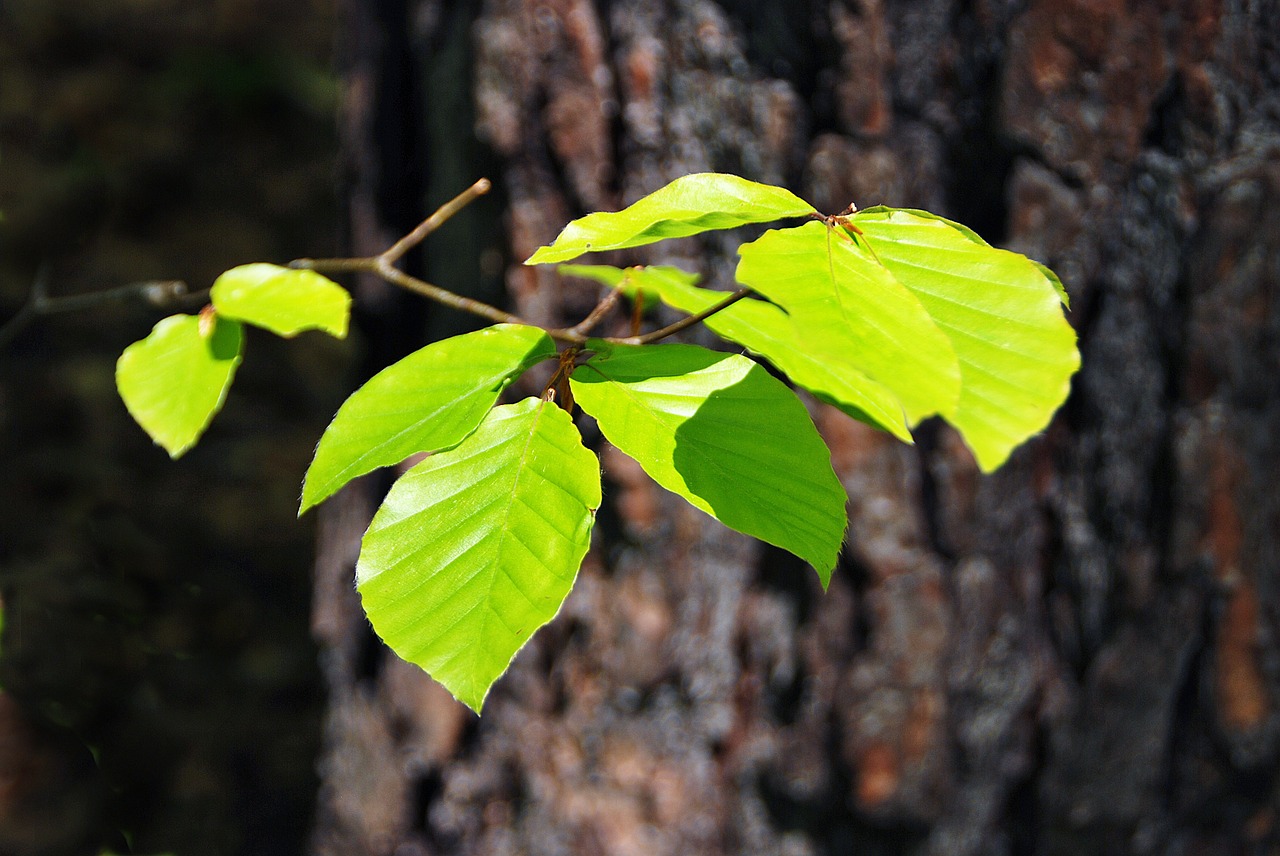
left=524, top=246, right=550, bottom=265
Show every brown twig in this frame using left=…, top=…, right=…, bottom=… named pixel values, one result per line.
left=609, top=287, right=753, bottom=345
left=0, top=263, right=196, bottom=350
left=299, top=178, right=756, bottom=348
left=565, top=284, right=625, bottom=339
left=290, top=177, right=564, bottom=336
left=382, top=178, right=491, bottom=264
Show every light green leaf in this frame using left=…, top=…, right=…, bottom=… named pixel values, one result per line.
left=301, top=324, right=556, bottom=513
left=357, top=398, right=601, bottom=713
left=859, top=206, right=1071, bottom=308
left=557, top=264, right=628, bottom=288
left=116, top=313, right=243, bottom=458
left=526, top=173, right=816, bottom=264
left=587, top=264, right=912, bottom=441
left=571, top=343, right=847, bottom=585
left=852, top=207, right=1080, bottom=470
left=736, top=221, right=961, bottom=424
left=210, top=263, right=351, bottom=338
left=1032, top=260, right=1071, bottom=309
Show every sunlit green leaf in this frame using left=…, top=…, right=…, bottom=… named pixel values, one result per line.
left=1032, top=260, right=1071, bottom=309
left=115, top=313, right=243, bottom=458
left=736, top=221, right=961, bottom=424
left=579, top=264, right=912, bottom=441
left=357, top=398, right=601, bottom=713
left=859, top=206, right=1071, bottom=308
left=571, top=342, right=847, bottom=585
left=301, top=324, right=556, bottom=513
left=210, top=263, right=351, bottom=338
left=852, top=207, right=1080, bottom=470
left=526, top=173, right=815, bottom=264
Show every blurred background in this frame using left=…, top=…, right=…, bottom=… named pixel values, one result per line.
left=2, top=2, right=1279, bottom=856
left=1, top=2, right=339, bottom=853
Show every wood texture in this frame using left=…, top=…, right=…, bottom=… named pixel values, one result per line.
left=312, top=1, right=1280, bottom=853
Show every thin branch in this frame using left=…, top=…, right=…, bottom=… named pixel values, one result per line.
left=606, top=287, right=753, bottom=345
left=565, top=285, right=625, bottom=339
left=0, top=265, right=195, bottom=350
left=382, top=178, right=492, bottom=264
left=286, top=177, right=582, bottom=338
left=374, top=261, right=530, bottom=329
left=287, top=257, right=372, bottom=274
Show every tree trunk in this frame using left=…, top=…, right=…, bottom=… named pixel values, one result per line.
left=310, top=1, right=1280, bottom=854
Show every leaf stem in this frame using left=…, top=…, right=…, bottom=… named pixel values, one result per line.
left=609, top=287, right=753, bottom=345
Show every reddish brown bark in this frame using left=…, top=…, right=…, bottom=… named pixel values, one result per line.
left=311, top=1, right=1280, bottom=854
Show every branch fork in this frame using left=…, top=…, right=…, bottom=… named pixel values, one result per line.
left=290, top=178, right=755, bottom=349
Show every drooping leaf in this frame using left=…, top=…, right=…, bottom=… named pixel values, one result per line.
left=357, top=398, right=601, bottom=713
left=851, top=207, right=1080, bottom=470
left=736, top=220, right=961, bottom=424
left=570, top=342, right=847, bottom=585
left=526, top=173, right=816, bottom=264
left=116, top=313, right=243, bottom=458
left=210, top=263, right=351, bottom=338
left=301, top=324, right=556, bottom=513
left=576, top=264, right=912, bottom=441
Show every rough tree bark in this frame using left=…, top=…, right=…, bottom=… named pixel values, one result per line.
left=310, top=1, right=1280, bottom=854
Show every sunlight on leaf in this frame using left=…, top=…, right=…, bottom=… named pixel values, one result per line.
left=853, top=208, right=1080, bottom=470
left=737, top=221, right=961, bottom=424
left=115, top=313, right=243, bottom=458
left=571, top=264, right=912, bottom=441
left=357, top=398, right=600, bottom=713
left=210, top=263, right=350, bottom=338
left=571, top=342, right=847, bottom=585
left=301, top=324, right=556, bottom=513
left=526, top=173, right=815, bottom=264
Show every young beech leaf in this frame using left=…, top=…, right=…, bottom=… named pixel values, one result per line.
left=210, top=263, right=351, bottom=338
left=736, top=221, right=961, bottom=425
left=851, top=208, right=1080, bottom=471
left=526, top=173, right=816, bottom=264
left=594, top=264, right=913, bottom=442
left=116, top=313, right=243, bottom=458
left=858, top=206, right=1072, bottom=309
left=300, top=323, right=556, bottom=514
left=570, top=342, right=847, bottom=586
left=356, top=398, right=601, bottom=713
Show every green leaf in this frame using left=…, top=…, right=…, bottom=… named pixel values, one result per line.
left=210, top=263, right=351, bottom=338
left=1032, top=260, right=1071, bottom=309
left=301, top=324, right=556, bottom=513
left=852, top=207, right=1080, bottom=470
left=736, top=220, right=962, bottom=424
left=115, top=313, right=243, bottom=458
left=859, top=206, right=1071, bottom=308
left=587, top=264, right=912, bottom=441
left=357, top=398, right=601, bottom=713
left=570, top=342, right=847, bottom=585
left=526, top=173, right=816, bottom=264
